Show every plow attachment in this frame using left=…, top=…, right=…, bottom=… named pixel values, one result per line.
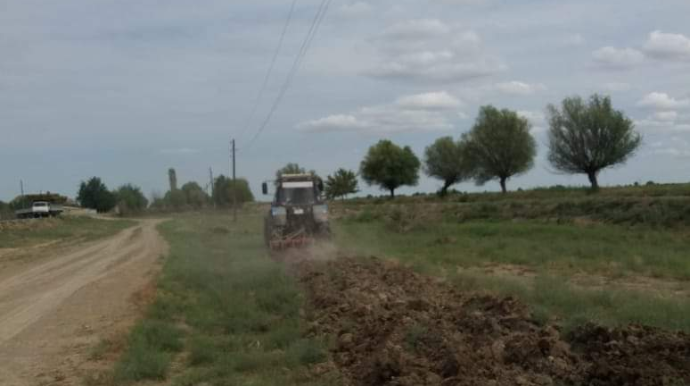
left=269, top=229, right=315, bottom=251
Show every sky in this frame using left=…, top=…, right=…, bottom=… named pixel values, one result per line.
left=1, top=0, right=690, bottom=201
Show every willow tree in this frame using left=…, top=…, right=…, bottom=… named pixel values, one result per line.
left=424, top=136, right=471, bottom=196
left=360, top=140, right=420, bottom=198
left=325, top=169, right=359, bottom=200
left=546, top=95, right=641, bottom=190
left=462, top=106, right=537, bottom=193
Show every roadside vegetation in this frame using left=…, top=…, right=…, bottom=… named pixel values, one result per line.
left=95, top=212, right=334, bottom=386
left=0, top=216, right=134, bottom=249
left=324, top=169, right=359, bottom=200
left=0, top=200, right=11, bottom=219
left=340, top=183, right=690, bottom=228
left=149, top=168, right=254, bottom=212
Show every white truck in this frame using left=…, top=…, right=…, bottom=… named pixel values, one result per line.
left=15, top=201, right=64, bottom=219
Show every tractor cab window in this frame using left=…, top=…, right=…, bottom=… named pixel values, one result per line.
left=278, top=187, right=315, bottom=205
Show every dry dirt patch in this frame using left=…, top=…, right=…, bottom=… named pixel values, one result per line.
left=458, top=264, right=690, bottom=299
left=299, top=257, right=690, bottom=386
left=0, top=220, right=167, bottom=386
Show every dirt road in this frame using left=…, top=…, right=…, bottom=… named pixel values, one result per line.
left=0, top=220, right=166, bottom=386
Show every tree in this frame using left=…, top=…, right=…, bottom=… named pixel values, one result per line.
left=275, top=163, right=322, bottom=187
left=325, top=169, right=359, bottom=200
left=0, top=200, right=11, bottom=219
left=8, top=196, right=31, bottom=211
left=462, top=106, right=537, bottom=193
left=213, top=176, right=254, bottom=207
left=276, top=163, right=305, bottom=181
left=78, top=177, right=117, bottom=213
left=168, top=168, right=178, bottom=192
left=181, top=182, right=209, bottom=209
left=424, top=137, right=472, bottom=196
left=546, top=94, right=642, bottom=190
left=164, top=189, right=186, bottom=209
left=360, top=140, right=421, bottom=198
left=115, top=184, right=149, bottom=215
left=149, top=190, right=166, bottom=210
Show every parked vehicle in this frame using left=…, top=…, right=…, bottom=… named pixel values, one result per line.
left=15, top=201, right=64, bottom=219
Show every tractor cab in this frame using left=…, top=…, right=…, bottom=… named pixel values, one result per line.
left=262, top=174, right=330, bottom=250
left=263, top=174, right=323, bottom=206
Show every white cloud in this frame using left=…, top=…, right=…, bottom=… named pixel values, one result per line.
left=601, top=82, right=632, bottom=92
left=297, top=115, right=368, bottom=132
left=494, top=81, right=546, bottom=96
left=637, top=92, right=690, bottom=110
left=643, top=30, right=690, bottom=61
left=653, top=148, right=690, bottom=158
left=563, top=34, right=585, bottom=46
left=159, top=148, right=199, bottom=155
left=367, top=19, right=504, bottom=82
left=381, top=19, right=451, bottom=40
left=369, top=59, right=504, bottom=82
left=297, top=92, right=461, bottom=133
left=654, top=111, right=678, bottom=122
left=635, top=119, right=672, bottom=129
left=434, top=0, right=490, bottom=4
left=635, top=117, right=690, bottom=133
left=336, top=2, right=373, bottom=17
left=591, top=47, right=644, bottom=69
left=395, top=91, right=462, bottom=110
left=518, top=110, right=546, bottom=126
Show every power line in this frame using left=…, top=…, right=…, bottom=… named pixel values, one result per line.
left=236, top=0, right=299, bottom=141
left=240, top=0, right=333, bottom=151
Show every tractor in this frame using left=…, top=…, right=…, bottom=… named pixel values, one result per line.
left=262, top=174, right=330, bottom=250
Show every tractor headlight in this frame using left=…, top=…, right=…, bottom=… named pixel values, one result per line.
left=271, top=207, right=287, bottom=225
left=313, top=204, right=328, bottom=223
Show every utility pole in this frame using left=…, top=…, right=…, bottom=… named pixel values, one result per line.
left=231, top=138, right=237, bottom=222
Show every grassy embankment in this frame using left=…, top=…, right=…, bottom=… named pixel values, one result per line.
left=96, top=212, right=334, bottom=386
left=343, top=183, right=690, bottom=228
left=332, top=186, right=690, bottom=333
left=0, top=217, right=135, bottom=249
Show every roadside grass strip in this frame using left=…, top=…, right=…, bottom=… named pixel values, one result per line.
left=0, top=217, right=135, bottom=248
left=108, top=212, right=334, bottom=385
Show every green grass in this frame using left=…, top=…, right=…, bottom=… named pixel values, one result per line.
left=336, top=196, right=690, bottom=229
left=113, top=320, right=184, bottom=382
left=334, top=217, right=690, bottom=333
left=0, top=217, right=134, bottom=248
left=450, top=272, right=690, bottom=332
left=335, top=219, right=690, bottom=280
left=107, top=212, right=333, bottom=385
left=336, top=183, right=690, bottom=228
